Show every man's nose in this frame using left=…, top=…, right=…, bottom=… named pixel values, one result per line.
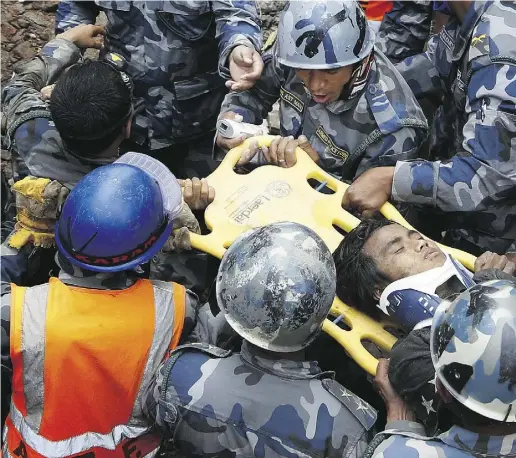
left=307, top=71, right=326, bottom=92
left=414, top=238, right=429, bottom=252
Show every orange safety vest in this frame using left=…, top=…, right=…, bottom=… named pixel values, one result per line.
left=360, top=0, right=393, bottom=22
left=4, top=277, right=186, bottom=458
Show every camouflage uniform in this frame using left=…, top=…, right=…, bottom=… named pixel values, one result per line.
left=143, top=340, right=377, bottom=458
left=55, top=0, right=262, bottom=176
left=220, top=41, right=428, bottom=180
left=0, top=242, right=232, bottom=427
left=371, top=423, right=516, bottom=457
left=375, top=1, right=433, bottom=64
left=1, top=37, right=99, bottom=189
left=393, top=1, right=516, bottom=254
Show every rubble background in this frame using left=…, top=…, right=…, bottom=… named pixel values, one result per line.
left=2, top=1, right=58, bottom=82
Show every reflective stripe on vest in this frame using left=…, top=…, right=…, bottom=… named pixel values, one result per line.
left=6, top=278, right=186, bottom=458
left=359, top=0, right=393, bottom=21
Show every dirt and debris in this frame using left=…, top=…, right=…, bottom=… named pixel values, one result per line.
left=1, top=1, right=58, bottom=83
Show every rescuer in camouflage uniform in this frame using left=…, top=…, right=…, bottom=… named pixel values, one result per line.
left=144, top=222, right=378, bottom=458
left=343, top=0, right=516, bottom=255
left=217, top=0, right=428, bottom=182
left=369, top=280, right=516, bottom=458
left=55, top=0, right=263, bottom=178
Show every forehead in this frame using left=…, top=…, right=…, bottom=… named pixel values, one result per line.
left=363, top=224, right=410, bottom=255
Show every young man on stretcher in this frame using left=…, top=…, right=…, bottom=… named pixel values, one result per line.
left=333, top=218, right=516, bottom=433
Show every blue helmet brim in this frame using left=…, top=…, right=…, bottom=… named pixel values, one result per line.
left=55, top=219, right=173, bottom=273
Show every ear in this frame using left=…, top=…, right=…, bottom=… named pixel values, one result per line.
left=436, top=378, right=454, bottom=404
left=373, top=286, right=382, bottom=302
left=123, top=117, right=132, bottom=139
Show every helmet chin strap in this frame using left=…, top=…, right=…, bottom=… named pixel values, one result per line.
left=339, top=51, right=375, bottom=101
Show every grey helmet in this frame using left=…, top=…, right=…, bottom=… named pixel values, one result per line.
left=430, top=280, right=516, bottom=422
left=277, top=0, right=375, bottom=69
left=216, top=222, right=336, bottom=352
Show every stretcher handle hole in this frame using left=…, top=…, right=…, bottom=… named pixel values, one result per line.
left=307, top=178, right=336, bottom=195
left=328, top=312, right=353, bottom=331
left=360, top=338, right=388, bottom=359
left=332, top=223, right=348, bottom=239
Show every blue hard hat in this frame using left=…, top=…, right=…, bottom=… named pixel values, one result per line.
left=55, top=163, right=172, bottom=273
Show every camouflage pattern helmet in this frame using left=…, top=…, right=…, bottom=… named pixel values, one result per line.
left=430, top=280, right=516, bottom=422
left=277, top=0, right=375, bottom=69
left=216, top=222, right=336, bottom=352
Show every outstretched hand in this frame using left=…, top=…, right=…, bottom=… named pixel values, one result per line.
left=227, top=45, right=264, bottom=91
left=57, top=24, right=105, bottom=50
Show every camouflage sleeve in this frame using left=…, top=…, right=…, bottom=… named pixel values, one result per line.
left=220, top=50, right=283, bottom=124
left=392, top=63, right=516, bottom=213
left=395, top=35, right=444, bottom=99
left=1, top=37, right=81, bottom=150
left=213, top=0, right=262, bottom=78
left=180, top=291, right=235, bottom=347
left=375, top=1, right=433, bottom=64
left=55, top=1, right=100, bottom=34
left=355, top=124, right=428, bottom=177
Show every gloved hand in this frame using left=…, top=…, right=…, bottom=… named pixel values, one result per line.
left=7, top=176, right=69, bottom=249
left=160, top=198, right=201, bottom=253
left=173, top=198, right=201, bottom=234
left=162, top=178, right=215, bottom=253
left=162, top=227, right=192, bottom=253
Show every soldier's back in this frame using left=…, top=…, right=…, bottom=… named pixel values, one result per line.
left=162, top=343, right=376, bottom=458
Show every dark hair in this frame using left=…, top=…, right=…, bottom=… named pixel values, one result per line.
left=50, top=60, right=132, bottom=158
left=333, top=218, right=395, bottom=318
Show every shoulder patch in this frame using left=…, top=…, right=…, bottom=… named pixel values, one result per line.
left=262, top=29, right=277, bottom=52
left=440, top=27, right=454, bottom=51
left=280, top=86, right=305, bottom=113
left=469, top=20, right=490, bottom=60
left=315, top=126, right=349, bottom=161
left=322, top=379, right=377, bottom=430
